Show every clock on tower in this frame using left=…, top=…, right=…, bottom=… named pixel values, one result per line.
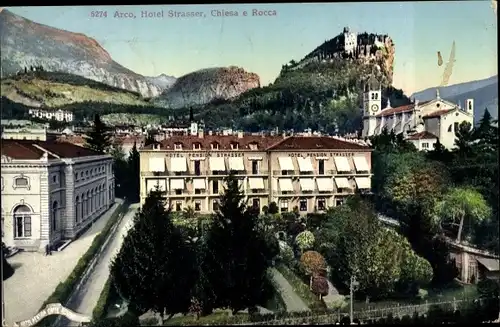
left=371, top=104, right=379, bottom=113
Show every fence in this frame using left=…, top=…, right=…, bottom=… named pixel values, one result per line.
left=239, top=297, right=492, bottom=325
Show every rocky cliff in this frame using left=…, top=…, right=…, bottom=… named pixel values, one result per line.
left=0, top=9, right=162, bottom=98
left=145, top=74, right=177, bottom=91
left=153, top=66, right=260, bottom=109
left=289, top=30, right=395, bottom=87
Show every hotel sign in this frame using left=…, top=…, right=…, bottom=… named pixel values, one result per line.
left=287, top=152, right=355, bottom=157
left=165, top=152, right=244, bottom=158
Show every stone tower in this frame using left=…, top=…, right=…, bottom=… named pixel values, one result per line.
left=361, top=75, right=382, bottom=138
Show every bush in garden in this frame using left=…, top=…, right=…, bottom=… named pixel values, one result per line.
left=268, top=202, right=279, bottom=214
left=300, top=251, right=327, bottom=276
left=311, top=275, right=329, bottom=297
left=278, top=240, right=294, bottom=264
left=295, top=230, right=315, bottom=251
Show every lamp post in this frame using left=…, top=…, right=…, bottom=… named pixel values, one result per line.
left=350, top=276, right=359, bottom=325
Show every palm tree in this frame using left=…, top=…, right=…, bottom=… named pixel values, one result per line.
left=434, top=187, right=491, bottom=243
left=182, top=206, right=196, bottom=220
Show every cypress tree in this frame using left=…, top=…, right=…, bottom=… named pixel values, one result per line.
left=110, top=189, right=195, bottom=323
left=126, top=142, right=140, bottom=202
left=198, top=173, right=273, bottom=314
left=84, top=114, right=111, bottom=154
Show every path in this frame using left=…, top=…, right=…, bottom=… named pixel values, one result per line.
left=59, top=204, right=138, bottom=327
left=268, top=268, right=310, bottom=312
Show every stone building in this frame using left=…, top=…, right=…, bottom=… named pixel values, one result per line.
left=1, top=139, right=115, bottom=252
left=139, top=134, right=372, bottom=214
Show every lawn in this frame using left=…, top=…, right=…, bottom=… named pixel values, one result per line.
left=276, top=263, right=326, bottom=311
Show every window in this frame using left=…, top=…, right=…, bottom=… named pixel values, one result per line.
left=14, top=205, right=32, bottom=238
left=86, top=190, right=91, bottom=215
left=175, top=189, right=182, bottom=195
left=230, top=142, right=239, bottom=150
left=299, top=199, right=308, bottom=211
left=80, top=172, right=84, bottom=179
left=335, top=198, right=344, bottom=207
left=195, top=201, right=201, bottom=212
left=175, top=201, right=182, bottom=211
left=252, top=160, right=259, bottom=174
left=211, top=142, right=220, bottom=150
left=454, top=122, right=459, bottom=132
left=195, top=189, right=202, bottom=195
left=317, top=198, right=326, bottom=211
left=448, top=124, right=452, bottom=132
left=422, top=142, right=429, bottom=149
left=371, top=92, right=379, bottom=100
left=318, top=160, right=325, bottom=175
left=212, top=200, right=219, bottom=211
left=52, top=201, right=58, bottom=231
left=281, top=170, right=288, bottom=176
left=174, top=143, right=183, bottom=150
left=194, top=160, right=201, bottom=176
left=14, top=176, right=29, bottom=189
left=280, top=199, right=289, bottom=213
left=212, top=180, right=219, bottom=194
left=1, top=177, right=3, bottom=191
left=249, top=143, right=258, bottom=150
left=193, top=143, right=201, bottom=150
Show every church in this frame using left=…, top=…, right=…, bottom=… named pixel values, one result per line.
left=361, top=76, right=474, bottom=150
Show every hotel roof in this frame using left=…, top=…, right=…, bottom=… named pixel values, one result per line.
left=142, top=135, right=370, bottom=151
left=1, top=139, right=100, bottom=160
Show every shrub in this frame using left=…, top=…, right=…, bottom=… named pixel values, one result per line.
left=36, top=202, right=128, bottom=326
left=311, top=275, right=329, bottom=297
left=92, top=278, right=112, bottom=321
left=295, top=230, right=315, bottom=251
left=299, top=251, right=327, bottom=276
left=278, top=241, right=294, bottom=264
left=268, top=202, right=279, bottom=214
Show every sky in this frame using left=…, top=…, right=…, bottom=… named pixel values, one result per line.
left=6, top=2, right=498, bottom=95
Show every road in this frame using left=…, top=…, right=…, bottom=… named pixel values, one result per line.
left=269, top=268, right=310, bottom=312
left=59, top=204, right=138, bottom=326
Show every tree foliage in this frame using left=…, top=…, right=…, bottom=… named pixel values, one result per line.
left=295, top=230, right=315, bottom=252
left=197, top=173, right=273, bottom=314
left=84, top=113, right=111, bottom=154
left=316, top=197, right=432, bottom=299
left=434, top=187, right=491, bottom=243
left=110, top=189, right=196, bottom=320
left=300, top=251, right=327, bottom=276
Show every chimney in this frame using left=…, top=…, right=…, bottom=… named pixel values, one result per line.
left=198, top=129, right=204, bottom=138
left=237, top=131, right=244, bottom=139
left=282, top=131, right=286, bottom=139
left=208, top=130, right=213, bottom=136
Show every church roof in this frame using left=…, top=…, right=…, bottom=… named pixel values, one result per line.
left=423, top=109, right=453, bottom=118
left=376, top=100, right=433, bottom=117
left=406, top=131, right=438, bottom=140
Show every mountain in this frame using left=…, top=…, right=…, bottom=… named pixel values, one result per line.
left=177, top=29, right=409, bottom=133
left=411, top=75, right=498, bottom=122
left=153, top=66, right=260, bottom=109
left=145, top=74, right=177, bottom=91
left=0, top=71, right=149, bottom=108
left=0, top=9, right=162, bottom=98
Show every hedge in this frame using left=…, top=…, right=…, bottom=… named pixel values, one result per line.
left=36, top=202, right=129, bottom=327
left=92, top=277, right=113, bottom=321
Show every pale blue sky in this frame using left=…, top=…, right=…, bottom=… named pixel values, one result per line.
left=6, top=2, right=498, bottom=94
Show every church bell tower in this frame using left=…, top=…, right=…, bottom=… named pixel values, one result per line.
left=361, top=75, right=382, bottom=137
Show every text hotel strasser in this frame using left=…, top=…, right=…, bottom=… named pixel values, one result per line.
left=91, top=9, right=277, bottom=19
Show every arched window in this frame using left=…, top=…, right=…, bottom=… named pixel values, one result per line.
left=75, top=196, right=80, bottom=223
left=52, top=201, right=58, bottom=231
left=13, top=205, right=32, bottom=238
left=448, top=124, right=452, bottom=132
